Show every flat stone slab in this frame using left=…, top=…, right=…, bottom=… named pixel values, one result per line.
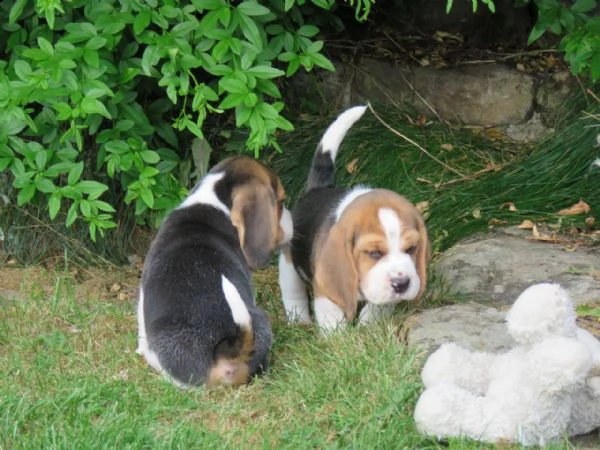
left=406, top=302, right=513, bottom=357
left=434, top=229, right=600, bottom=306
left=353, top=61, right=535, bottom=126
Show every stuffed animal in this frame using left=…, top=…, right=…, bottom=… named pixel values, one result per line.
left=414, top=283, right=600, bottom=447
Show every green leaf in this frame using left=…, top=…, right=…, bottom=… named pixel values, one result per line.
left=591, top=52, right=600, bottom=81
left=191, top=0, right=225, bottom=11
left=0, top=158, right=12, bottom=172
left=38, top=37, right=54, bottom=55
left=86, top=36, right=107, bottom=50
left=173, top=21, right=198, bottom=37
left=141, top=45, right=162, bottom=75
left=309, top=52, right=335, bottom=71
left=66, top=202, right=78, bottom=227
left=257, top=79, right=281, bottom=98
left=68, top=162, right=84, bottom=185
left=13, top=60, right=32, bottom=81
left=35, top=150, right=48, bottom=170
left=92, top=200, right=116, bottom=213
left=219, top=93, right=247, bottom=109
left=83, top=48, right=100, bottom=68
left=276, top=114, right=294, bottom=131
left=236, top=104, right=253, bottom=126
left=247, top=65, right=285, bottom=79
left=80, top=199, right=92, bottom=217
left=134, top=10, right=152, bottom=35
left=297, top=25, right=319, bottom=38
left=205, top=64, right=234, bottom=76
left=310, top=0, right=333, bottom=9
left=80, top=97, right=112, bottom=119
left=284, top=0, right=295, bottom=12
left=48, top=192, right=61, bottom=219
left=286, top=57, right=301, bottom=76
left=528, top=24, right=548, bottom=45
left=220, top=77, right=249, bottom=94
left=17, top=183, right=36, bottom=206
left=572, top=0, right=597, bottom=13
left=237, top=1, right=271, bottom=16
left=75, top=180, right=109, bottom=196
left=89, top=222, right=97, bottom=242
left=53, top=102, right=72, bottom=120
left=140, top=150, right=160, bottom=164
left=140, top=187, right=155, bottom=208
left=35, top=177, right=55, bottom=193
left=239, top=13, right=263, bottom=50
left=9, top=0, right=28, bottom=23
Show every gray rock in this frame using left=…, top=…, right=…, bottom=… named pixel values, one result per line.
left=434, top=229, right=600, bottom=306
left=353, top=60, right=535, bottom=126
left=407, top=302, right=513, bottom=357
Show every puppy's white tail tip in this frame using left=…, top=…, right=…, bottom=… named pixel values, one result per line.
left=320, top=105, right=368, bottom=160
left=221, top=274, right=252, bottom=329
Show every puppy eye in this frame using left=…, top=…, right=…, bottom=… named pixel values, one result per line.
left=367, top=250, right=383, bottom=260
left=405, top=245, right=416, bottom=255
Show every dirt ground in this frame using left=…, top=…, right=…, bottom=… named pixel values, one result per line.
left=0, top=262, right=142, bottom=306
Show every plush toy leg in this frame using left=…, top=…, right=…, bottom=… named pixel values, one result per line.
left=421, top=343, right=497, bottom=394
left=568, top=385, right=600, bottom=437
left=414, top=382, right=499, bottom=443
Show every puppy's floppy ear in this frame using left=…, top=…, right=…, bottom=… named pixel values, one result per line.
left=313, top=223, right=358, bottom=320
left=231, top=182, right=277, bottom=269
left=415, top=216, right=430, bottom=300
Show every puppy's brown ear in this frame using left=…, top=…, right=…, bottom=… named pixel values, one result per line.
left=415, top=217, right=430, bottom=300
left=231, top=183, right=277, bottom=269
left=313, top=223, right=359, bottom=320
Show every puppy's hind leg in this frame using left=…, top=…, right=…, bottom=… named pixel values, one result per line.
left=247, top=307, right=274, bottom=377
left=278, top=250, right=311, bottom=324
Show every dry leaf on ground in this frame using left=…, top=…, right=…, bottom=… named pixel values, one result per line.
left=557, top=199, right=590, bottom=216
left=345, top=158, right=359, bottom=174
left=500, top=202, right=518, bottom=212
left=518, top=219, right=535, bottom=229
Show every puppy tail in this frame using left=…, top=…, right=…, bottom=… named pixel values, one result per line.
left=306, top=105, right=368, bottom=191
left=207, top=275, right=256, bottom=386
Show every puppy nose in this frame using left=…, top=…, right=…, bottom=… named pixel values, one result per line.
left=391, top=276, right=410, bottom=294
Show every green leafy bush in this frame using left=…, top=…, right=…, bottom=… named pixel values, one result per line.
left=525, top=0, right=600, bottom=81
left=0, top=0, right=338, bottom=242
left=448, top=0, right=600, bottom=81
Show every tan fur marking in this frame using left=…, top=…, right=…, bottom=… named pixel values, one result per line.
left=224, top=157, right=287, bottom=269
left=206, top=326, right=254, bottom=387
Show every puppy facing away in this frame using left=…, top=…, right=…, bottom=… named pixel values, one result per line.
left=137, top=156, right=293, bottom=388
left=278, top=105, right=429, bottom=332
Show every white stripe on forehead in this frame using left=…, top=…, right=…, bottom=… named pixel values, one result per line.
left=378, top=207, right=402, bottom=252
left=335, top=186, right=373, bottom=222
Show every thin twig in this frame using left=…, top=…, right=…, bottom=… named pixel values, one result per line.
left=432, top=163, right=507, bottom=188
left=367, top=103, right=466, bottom=178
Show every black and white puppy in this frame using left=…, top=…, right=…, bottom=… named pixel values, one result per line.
left=137, top=156, right=292, bottom=388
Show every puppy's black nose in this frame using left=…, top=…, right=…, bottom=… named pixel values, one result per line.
left=391, top=276, right=410, bottom=294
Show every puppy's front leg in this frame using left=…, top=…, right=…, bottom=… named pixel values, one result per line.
left=314, top=296, right=346, bottom=334
left=278, top=251, right=311, bottom=324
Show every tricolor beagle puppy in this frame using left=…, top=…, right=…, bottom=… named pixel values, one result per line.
left=278, top=105, right=429, bottom=332
left=137, top=156, right=292, bottom=387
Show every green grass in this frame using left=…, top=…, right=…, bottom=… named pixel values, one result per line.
left=272, top=91, right=600, bottom=255
left=0, top=268, right=579, bottom=450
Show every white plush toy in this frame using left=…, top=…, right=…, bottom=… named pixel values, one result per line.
left=414, top=283, right=600, bottom=447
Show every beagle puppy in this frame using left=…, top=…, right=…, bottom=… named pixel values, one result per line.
left=137, top=156, right=292, bottom=387
left=278, top=105, right=429, bottom=332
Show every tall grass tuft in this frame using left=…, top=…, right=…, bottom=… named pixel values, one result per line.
left=272, top=89, right=600, bottom=253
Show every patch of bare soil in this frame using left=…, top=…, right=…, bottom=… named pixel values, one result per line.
left=0, top=262, right=142, bottom=306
